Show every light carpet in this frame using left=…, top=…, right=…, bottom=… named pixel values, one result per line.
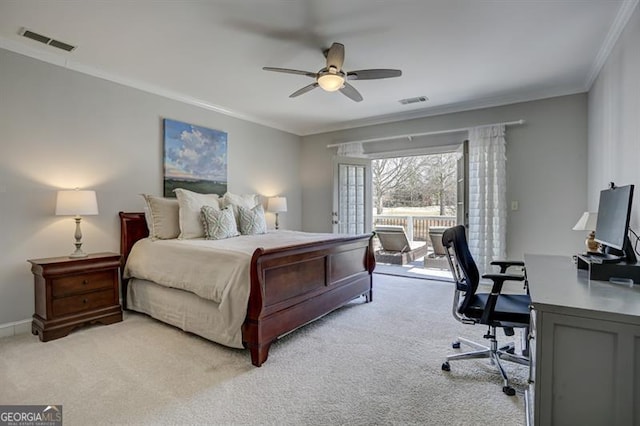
left=0, top=274, right=527, bottom=425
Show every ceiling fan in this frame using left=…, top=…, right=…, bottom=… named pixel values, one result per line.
left=263, top=42, right=402, bottom=102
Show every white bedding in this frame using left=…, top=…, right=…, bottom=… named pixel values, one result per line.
left=123, top=230, right=346, bottom=347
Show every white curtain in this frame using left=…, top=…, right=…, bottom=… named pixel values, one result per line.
left=337, top=142, right=365, bottom=157
left=468, top=125, right=507, bottom=275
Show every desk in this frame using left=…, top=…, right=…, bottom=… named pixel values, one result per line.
left=525, top=254, right=640, bottom=426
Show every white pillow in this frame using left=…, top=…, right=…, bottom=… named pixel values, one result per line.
left=201, top=206, right=239, bottom=240
left=222, top=192, right=258, bottom=209
left=141, top=194, right=180, bottom=240
left=174, top=188, right=220, bottom=239
left=238, top=204, right=267, bottom=235
left=221, top=192, right=259, bottom=225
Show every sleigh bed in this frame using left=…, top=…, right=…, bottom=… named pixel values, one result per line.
left=119, top=212, right=375, bottom=367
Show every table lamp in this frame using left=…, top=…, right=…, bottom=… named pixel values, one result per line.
left=267, top=197, right=287, bottom=230
left=572, top=211, right=599, bottom=253
left=56, top=189, right=99, bottom=258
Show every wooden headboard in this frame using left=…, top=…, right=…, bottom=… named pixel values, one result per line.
left=119, top=212, right=148, bottom=266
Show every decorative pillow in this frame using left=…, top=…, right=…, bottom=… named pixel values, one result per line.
left=201, top=206, right=239, bottom=240
left=174, top=188, right=220, bottom=239
left=238, top=204, right=267, bottom=235
left=141, top=194, right=180, bottom=240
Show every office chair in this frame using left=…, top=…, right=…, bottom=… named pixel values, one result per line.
left=440, top=225, right=530, bottom=396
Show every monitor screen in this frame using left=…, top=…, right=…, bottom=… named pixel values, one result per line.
left=594, top=184, right=634, bottom=251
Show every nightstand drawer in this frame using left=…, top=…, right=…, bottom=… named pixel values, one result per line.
left=52, top=270, right=114, bottom=297
left=52, top=288, right=115, bottom=317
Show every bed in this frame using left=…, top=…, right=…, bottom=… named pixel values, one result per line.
left=119, top=211, right=376, bottom=366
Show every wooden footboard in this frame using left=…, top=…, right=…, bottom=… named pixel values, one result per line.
left=119, top=212, right=375, bottom=367
left=244, top=234, right=375, bottom=366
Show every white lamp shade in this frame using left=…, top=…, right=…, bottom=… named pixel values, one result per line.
left=55, top=189, right=99, bottom=216
left=267, top=197, right=288, bottom=213
left=572, top=211, right=598, bottom=231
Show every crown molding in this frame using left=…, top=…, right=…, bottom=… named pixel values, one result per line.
left=302, top=85, right=586, bottom=136
left=3, top=0, right=632, bottom=141
left=0, top=35, right=593, bottom=138
left=584, top=0, right=639, bottom=90
left=0, top=36, right=294, bottom=135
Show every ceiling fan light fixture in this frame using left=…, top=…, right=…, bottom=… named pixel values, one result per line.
left=262, top=42, right=401, bottom=101
left=317, top=73, right=344, bottom=92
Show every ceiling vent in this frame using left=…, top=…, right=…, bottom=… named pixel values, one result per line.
left=399, top=96, right=428, bottom=105
left=19, top=28, right=76, bottom=52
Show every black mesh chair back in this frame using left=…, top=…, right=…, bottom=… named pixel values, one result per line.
left=442, top=225, right=479, bottom=315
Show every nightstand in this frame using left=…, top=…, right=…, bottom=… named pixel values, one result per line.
left=28, top=252, right=123, bottom=341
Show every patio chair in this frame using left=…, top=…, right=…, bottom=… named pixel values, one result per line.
left=424, top=226, right=450, bottom=269
left=374, top=225, right=428, bottom=265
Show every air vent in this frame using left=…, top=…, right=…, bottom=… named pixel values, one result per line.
left=399, top=96, right=428, bottom=105
left=20, top=28, right=76, bottom=52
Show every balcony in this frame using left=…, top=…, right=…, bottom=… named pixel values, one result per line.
left=373, top=215, right=456, bottom=243
left=373, top=215, right=456, bottom=279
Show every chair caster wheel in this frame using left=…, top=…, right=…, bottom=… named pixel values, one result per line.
left=442, top=362, right=450, bottom=371
left=499, top=345, right=515, bottom=354
left=452, top=341, right=460, bottom=349
left=503, top=386, right=516, bottom=396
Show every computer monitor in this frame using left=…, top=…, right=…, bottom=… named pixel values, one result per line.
left=594, top=183, right=636, bottom=263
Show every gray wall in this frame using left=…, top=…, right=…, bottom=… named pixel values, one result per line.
left=0, top=48, right=301, bottom=325
left=301, top=94, right=588, bottom=260
left=588, top=5, right=640, bottom=229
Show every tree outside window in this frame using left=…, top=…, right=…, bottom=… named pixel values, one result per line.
left=373, top=153, right=457, bottom=216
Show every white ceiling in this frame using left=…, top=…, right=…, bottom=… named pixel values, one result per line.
left=0, top=0, right=635, bottom=135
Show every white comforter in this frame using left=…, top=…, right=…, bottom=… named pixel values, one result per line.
left=123, top=231, right=346, bottom=346
left=124, top=230, right=343, bottom=304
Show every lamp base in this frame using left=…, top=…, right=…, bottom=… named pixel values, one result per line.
left=69, top=217, right=88, bottom=258
left=69, top=246, right=88, bottom=258
left=586, top=231, right=599, bottom=253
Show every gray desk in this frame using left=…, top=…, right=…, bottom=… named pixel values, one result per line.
left=525, top=254, right=640, bottom=426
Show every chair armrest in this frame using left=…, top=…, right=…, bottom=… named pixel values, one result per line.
left=480, top=273, right=525, bottom=325
left=490, top=260, right=525, bottom=273
left=483, top=273, right=525, bottom=283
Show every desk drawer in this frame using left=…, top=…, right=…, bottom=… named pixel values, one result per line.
left=52, top=270, right=114, bottom=297
left=52, top=289, right=115, bottom=317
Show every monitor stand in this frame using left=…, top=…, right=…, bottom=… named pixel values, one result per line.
left=593, top=252, right=622, bottom=264
left=603, top=236, right=638, bottom=264
left=576, top=252, right=640, bottom=284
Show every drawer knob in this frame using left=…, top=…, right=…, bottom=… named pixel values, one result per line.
left=83, top=298, right=88, bottom=304
left=82, top=279, right=89, bottom=285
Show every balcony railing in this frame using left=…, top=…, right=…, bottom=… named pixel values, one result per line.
left=373, top=215, right=457, bottom=242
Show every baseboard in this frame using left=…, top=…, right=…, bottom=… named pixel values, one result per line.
left=0, top=319, right=31, bottom=338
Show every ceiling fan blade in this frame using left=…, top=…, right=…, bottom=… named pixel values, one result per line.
left=263, top=67, right=317, bottom=78
left=289, top=82, right=319, bottom=98
left=339, top=82, right=363, bottom=102
left=325, top=42, right=345, bottom=70
left=347, top=69, right=402, bottom=80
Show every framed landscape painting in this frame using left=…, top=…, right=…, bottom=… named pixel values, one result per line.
left=163, top=118, right=228, bottom=197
